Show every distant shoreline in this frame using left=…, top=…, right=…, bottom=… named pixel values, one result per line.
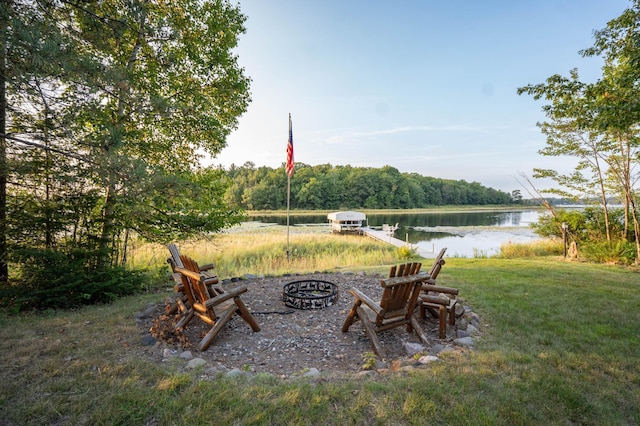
left=247, top=205, right=540, bottom=216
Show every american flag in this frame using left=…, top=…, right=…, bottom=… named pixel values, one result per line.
left=286, top=113, right=294, bottom=177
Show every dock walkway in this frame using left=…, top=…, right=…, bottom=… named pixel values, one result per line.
left=360, top=226, right=436, bottom=258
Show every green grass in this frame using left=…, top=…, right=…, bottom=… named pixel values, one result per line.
left=1, top=238, right=639, bottom=424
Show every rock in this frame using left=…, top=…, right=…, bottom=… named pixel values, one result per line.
left=454, top=337, right=474, bottom=348
left=428, top=343, right=446, bottom=355
left=470, top=313, right=481, bottom=327
left=400, top=365, right=416, bottom=373
left=458, top=318, right=468, bottom=330
left=162, top=348, right=177, bottom=358
left=186, top=358, right=207, bottom=369
left=456, top=329, right=471, bottom=338
left=226, top=368, right=245, bottom=378
left=204, top=367, right=222, bottom=376
left=144, top=305, right=158, bottom=317
left=466, top=324, right=479, bottom=335
left=303, top=367, right=321, bottom=378
left=356, top=370, right=378, bottom=378
left=403, top=342, right=425, bottom=356
left=417, top=355, right=439, bottom=365
left=179, top=351, right=193, bottom=360
left=141, top=333, right=156, bottom=346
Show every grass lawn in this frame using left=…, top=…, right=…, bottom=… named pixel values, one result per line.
left=1, top=257, right=638, bottom=425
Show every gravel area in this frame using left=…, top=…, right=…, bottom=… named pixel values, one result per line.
left=144, top=271, right=466, bottom=377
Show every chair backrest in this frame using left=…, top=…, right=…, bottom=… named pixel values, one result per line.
left=380, top=262, right=424, bottom=322
left=427, top=248, right=447, bottom=281
left=388, top=262, right=422, bottom=278
left=167, top=243, right=184, bottom=271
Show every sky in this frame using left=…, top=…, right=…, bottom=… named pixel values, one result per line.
left=213, top=0, right=632, bottom=194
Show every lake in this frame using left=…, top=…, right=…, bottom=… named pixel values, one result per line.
left=249, top=209, right=543, bottom=257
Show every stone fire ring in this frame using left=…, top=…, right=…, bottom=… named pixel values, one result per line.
left=283, top=280, right=338, bottom=310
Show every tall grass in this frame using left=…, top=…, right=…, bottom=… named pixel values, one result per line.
left=498, top=238, right=563, bottom=258
left=126, top=224, right=408, bottom=277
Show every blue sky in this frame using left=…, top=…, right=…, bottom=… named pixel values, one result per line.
left=215, top=0, right=631, bottom=193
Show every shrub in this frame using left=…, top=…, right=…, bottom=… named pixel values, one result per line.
left=1, top=247, right=145, bottom=311
left=580, top=240, right=636, bottom=265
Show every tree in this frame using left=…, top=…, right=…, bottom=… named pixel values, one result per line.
left=3, top=1, right=251, bottom=276
left=518, top=1, right=640, bottom=263
left=517, top=70, right=615, bottom=241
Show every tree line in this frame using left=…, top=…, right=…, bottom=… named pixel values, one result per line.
left=224, top=162, right=516, bottom=210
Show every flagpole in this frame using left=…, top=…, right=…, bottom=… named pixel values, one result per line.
left=286, top=113, right=293, bottom=262
left=286, top=173, right=291, bottom=262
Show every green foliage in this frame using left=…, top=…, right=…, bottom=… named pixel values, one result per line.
left=579, top=240, right=637, bottom=265
left=3, top=1, right=252, bottom=283
left=361, top=352, right=378, bottom=370
left=1, top=248, right=144, bottom=311
left=531, top=207, right=637, bottom=264
left=518, top=1, right=640, bottom=263
left=531, top=209, right=590, bottom=240
left=396, top=246, right=414, bottom=260
left=225, top=163, right=515, bottom=210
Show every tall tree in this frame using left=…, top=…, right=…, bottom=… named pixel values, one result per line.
left=0, top=0, right=8, bottom=282
left=3, top=0, right=251, bottom=274
left=519, top=0, right=640, bottom=263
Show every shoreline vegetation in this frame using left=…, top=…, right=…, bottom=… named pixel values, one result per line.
left=247, top=205, right=540, bottom=216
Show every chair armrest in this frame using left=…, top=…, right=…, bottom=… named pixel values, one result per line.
left=203, top=276, right=219, bottom=285
left=205, top=285, right=248, bottom=308
left=349, top=288, right=383, bottom=316
left=199, top=263, right=215, bottom=272
left=421, top=294, right=452, bottom=306
left=422, top=284, right=459, bottom=296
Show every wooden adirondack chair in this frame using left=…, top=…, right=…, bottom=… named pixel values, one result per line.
left=419, top=248, right=460, bottom=338
left=166, top=244, right=220, bottom=315
left=173, top=266, right=260, bottom=351
left=342, top=262, right=430, bottom=359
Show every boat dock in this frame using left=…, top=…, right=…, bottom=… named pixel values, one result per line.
left=361, top=226, right=436, bottom=258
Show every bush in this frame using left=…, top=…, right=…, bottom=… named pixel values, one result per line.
left=580, top=240, right=636, bottom=265
left=1, top=247, right=146, bottom=311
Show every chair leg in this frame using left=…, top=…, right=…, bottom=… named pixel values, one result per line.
left=448, top=302, right=457, bottom=326
left=234, top=298, right=261, bottom=332
left=175, top=310, right=194, bottom=330
left=198, top=306, right=235, bottom=351
left=410, top=315, right=431, bottom=346
left=438, top=305, right=446, bottom=339
left=356, top=306, right=386, bottom=359
left=341, top=300, right=362, bottom=332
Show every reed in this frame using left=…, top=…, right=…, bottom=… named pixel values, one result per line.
left=126, top=224, right=407, bottom=278
left=498, top=238, right=562, bottom=258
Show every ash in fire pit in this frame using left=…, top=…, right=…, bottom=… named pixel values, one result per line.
left=283, top=280, right=338, bottom=310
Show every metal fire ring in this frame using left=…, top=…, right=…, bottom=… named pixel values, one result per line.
left=283, top=280, right=338, bottom=310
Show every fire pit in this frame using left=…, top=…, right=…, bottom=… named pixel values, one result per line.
left=283, top=279, right=338, bottom=310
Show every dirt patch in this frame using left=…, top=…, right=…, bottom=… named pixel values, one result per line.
left=142, top=272, right=466, bottom=377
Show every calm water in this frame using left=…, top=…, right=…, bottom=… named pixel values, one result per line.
left=249, top=209, right=542, bottom=257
